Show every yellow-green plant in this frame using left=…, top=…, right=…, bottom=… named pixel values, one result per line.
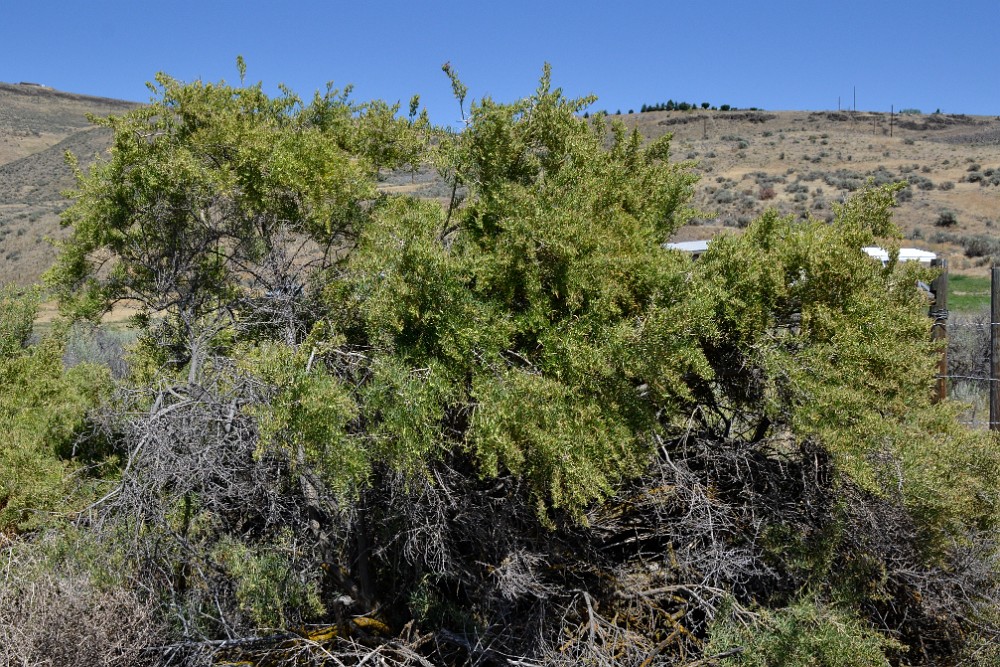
left=0, top=287, right=111, bottom=533
left=44, top=64, right=1000, bottom=664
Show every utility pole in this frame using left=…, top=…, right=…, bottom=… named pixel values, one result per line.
left=852, top=86, right=857, bottom=131
left=890, top=105, right=893, bottom=138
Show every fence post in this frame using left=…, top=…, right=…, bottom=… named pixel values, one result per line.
left=930, top=258, right=948, bottom=403
left=991, top=265, right=1000, bottom=430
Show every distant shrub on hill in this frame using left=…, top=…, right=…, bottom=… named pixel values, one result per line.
left=936, top=209, right=958, bottom=227
left=961, top=234, right=1000, bottom=258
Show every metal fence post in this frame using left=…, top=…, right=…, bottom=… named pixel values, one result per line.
left=930, top=258, right=948, bottom=403
left=991, top=265, right=1000, bottom=430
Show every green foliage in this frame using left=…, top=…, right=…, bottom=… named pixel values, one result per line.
left=641, top=99, right=719, bottom=113
left=708, top=598, right=902, bottom=667
left=48, top=65, right=999, bottom=534
left=0, top=341, right=110, bottom=532
left=212, top=532, right=325, bottom=628
left=894, top=404, right=1000, bottom=543
left=173, top=67, right=702, bottom=517
left=240, top=340, right=365, bottom=499
left=38, top=65, right=1000, bottom=663
left=688, top=187, right=1000, bottom=543
left=470, top=367, right=641, bottom=513
left=0, top=291, right=111, bottom=533
left=47, top=62, right=429, bottom=324
left=323, top=65, right=703, bottom=514
left=0, top=284, right=37, bottom=358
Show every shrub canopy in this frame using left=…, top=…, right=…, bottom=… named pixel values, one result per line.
left=8, top=64, right=996, bottom=665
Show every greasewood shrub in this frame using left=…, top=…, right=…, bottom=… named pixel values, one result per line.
left=24, top=64, right=1000, bottom=664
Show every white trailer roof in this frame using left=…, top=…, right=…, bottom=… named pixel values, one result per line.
left=862, top=246, right=937, bottom=264
left=665, top=240, right=937, bottom=265
left=663, top=240, right=711, bottom=253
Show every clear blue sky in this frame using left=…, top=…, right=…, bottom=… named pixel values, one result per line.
left=2, top=0, right=997, bottom=124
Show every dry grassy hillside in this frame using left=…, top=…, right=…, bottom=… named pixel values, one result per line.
left=623, top=108, right=1000, bottom=275
left=2, top=82, right=999, bottom=287
left=0, top=82, right=130, bottom=162
left=0, top=82, right=137, bottom=285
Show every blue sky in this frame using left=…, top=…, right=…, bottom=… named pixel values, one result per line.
left=2, top=0, right=996, bottom=124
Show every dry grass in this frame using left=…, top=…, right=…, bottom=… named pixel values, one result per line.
left=0, top=81, right=135, bottom=286
left=33, top=299, right=141, bottom=325
left=0, top=81, right=134, bottom=165
left=0, top=532, right=163, bottom=667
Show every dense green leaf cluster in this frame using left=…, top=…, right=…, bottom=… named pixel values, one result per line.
left=49, top=72, right=429, bottom=324
left=313, top=69, right=705, bottom=513
left=0, top=288, right=111, bottom=532
left=690, top=199, right=1000, bottom=541
left=707, top=597, right=903, bottom=667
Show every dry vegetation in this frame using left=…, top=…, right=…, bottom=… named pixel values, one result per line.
left=0, top=82, right=137, bottom=285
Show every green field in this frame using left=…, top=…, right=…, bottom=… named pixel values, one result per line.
left=949, top=274, right=992, bottom=313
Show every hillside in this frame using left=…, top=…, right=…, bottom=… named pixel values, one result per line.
left=2, top=82, right=1000, bottom=287
left=623, top=108, right=1000, bottom=269
left=0, top=81, right=134, bottom=161
left=0, top=82, right=138, bottom=285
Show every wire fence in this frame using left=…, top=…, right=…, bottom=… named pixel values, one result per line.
left=941, top=312, right=996, bottom=429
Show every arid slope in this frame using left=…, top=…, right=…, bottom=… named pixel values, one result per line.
left=0, top=82, right=137, bottom=285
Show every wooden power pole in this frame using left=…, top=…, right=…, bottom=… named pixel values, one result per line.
left=930, top=258, right=949, bottom=403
